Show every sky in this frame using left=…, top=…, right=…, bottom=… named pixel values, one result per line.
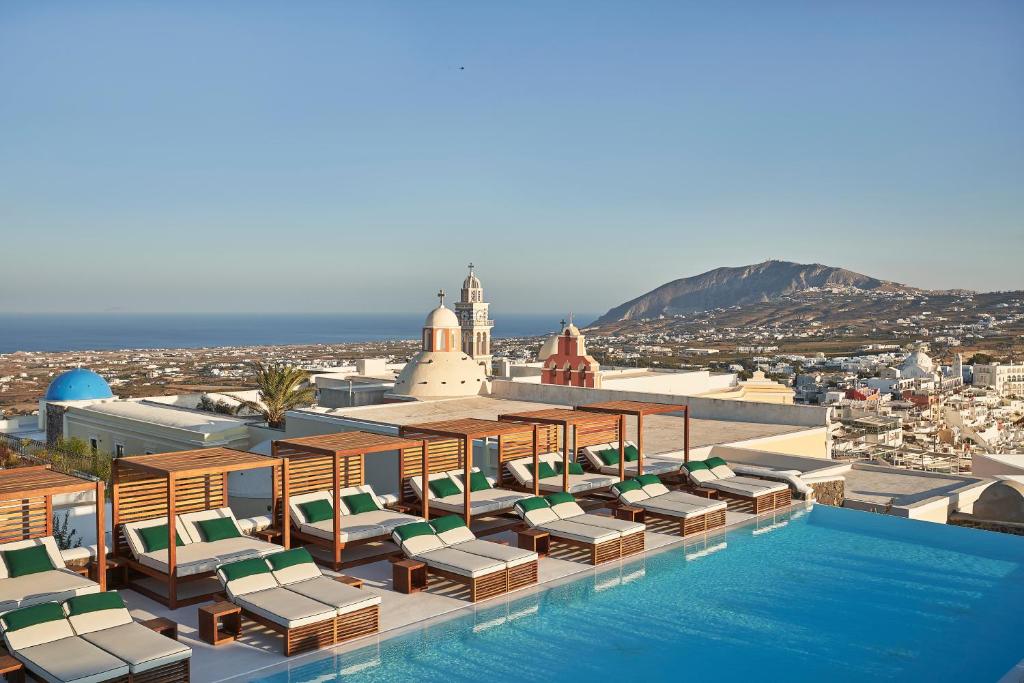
left=1, top=1, right=1021, bottom=315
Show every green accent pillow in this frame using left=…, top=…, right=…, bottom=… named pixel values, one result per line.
left=394, top=521, right=436, bottom=542
left=430, top=515, right=466, bottom=535
left=267, top=547, right=314, bottom=571
left=598, top=448, right=620, bottom=466
left=299, top=499, right=333, bottom=523
left=685, top=460, right=709, bottom=472
left=428, top=478, right=461, bottom=499
left=705, top=456, right=727, bottom=469
left=2, top=545, right=54, bottom=578
left=221, top=557, right=271, bottom=582
left=467, top=471, right=491, bottom=492
left=197, top=517, right=241, bottom=542
left=554, top=462, right=584, bottom=475
left=526, top=462, right=557, bottom=479
left=343, top=492, right=379, bottom=514
left=613, top=479, right=642, bottom=494
left=636, top=474, right=661, bottom=487
left=516, top=497, right=549, bottom=513
left=545, top=492, right=575, bottom=506
left=138, top=524, right=185, bottom=553
left=1, top=602, right=65, bottom=632
left=624, top=445, right=639, bottom=462
left=66, top=591, right=126, bottom=616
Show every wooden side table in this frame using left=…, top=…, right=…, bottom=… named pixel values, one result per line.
left=0, top=654, right=24, bottom=683
left=198, top=602, right=242, bottom=646
left=517, top=529, right=549, bottom=556
left=687, top=487, right=718, bottom=499
left=139, top=617, right=178, bottom=640
left=333, top=574, right=363, bottom=589
left=253, top=528, right=282, bottom=544
left=613, top=505, right=645, bottom=523
left=391, top=559, right=427, bottom=594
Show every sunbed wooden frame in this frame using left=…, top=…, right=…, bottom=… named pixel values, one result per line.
left=576, top=400, right=691, bottom=479
left=635, top=504, right=727, bottom=538
left=544, top=530, right=644, bottom=565
left=131, top=658, right=191, bottom=683
left=272, top=431, right=424, bottom=570
left=0, top=465, right=106, bottom=590
left=496, top=409, right=622, bottom=495
left=111, top=448, right=284, bottom=609
left=713, top=487, right=792, bottom=515
left=398, top=418, right=537, bottom=526
left=216, top=589, right=379, bottom=657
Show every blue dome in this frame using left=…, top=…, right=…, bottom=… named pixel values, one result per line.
left=45, top=368, right=114, bottom=401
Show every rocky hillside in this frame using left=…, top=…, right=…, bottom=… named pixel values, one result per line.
left=593, top=260, right=920, bottom=324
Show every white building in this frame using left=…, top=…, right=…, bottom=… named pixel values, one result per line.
left=973, top=362, right=1024, bottom=397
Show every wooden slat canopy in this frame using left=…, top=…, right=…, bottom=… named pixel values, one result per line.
left=273, top=431, right=422, bottom=569
left=112, top=447, right=282, bottom=608
left=0, top=465, right=106, bottom=590
left=399, top=419, right=537, bottom=521
left=497, top=409, right=621, bottom=492
left=576, top=400, right=691, bottom=474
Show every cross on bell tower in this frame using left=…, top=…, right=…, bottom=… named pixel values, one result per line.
left=455, top=262, right=493, bottom=372
left=437, top=289, right=446, bottom=307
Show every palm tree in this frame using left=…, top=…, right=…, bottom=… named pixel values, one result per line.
left=233, top=362, right=316, bottom=429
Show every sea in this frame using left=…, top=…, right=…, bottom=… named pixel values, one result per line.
left=0, top=313, right=595, bottom=354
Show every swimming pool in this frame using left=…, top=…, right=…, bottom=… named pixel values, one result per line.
left=247, top=505, right=1024, bottom=682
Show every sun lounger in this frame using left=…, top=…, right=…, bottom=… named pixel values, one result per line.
left=0, top=537, right=100, bottom=613
left=217, top=548, right=381, bottom=656
left=581, top=442, right=684, bottom=478
left=612, top=474, right=727, bottom=537
left=0, top=591, right=191, bottom=683
left=428, top=515, right=539, bottom=592
left=408, top=467, right=532, bottom=516
left=514, top=494, right=645, bottom=564
left=506, top=453, right=619, bottom=494
left=391, top=518, right=525, bottom=602
left=683, top=458, right=791, bottom=514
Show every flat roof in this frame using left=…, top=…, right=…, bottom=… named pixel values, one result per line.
left=294, top=397, right=808, bottom=454
left=843, top=464, right=990, bottom=507
left=76, top=400, right=247, bottom=434
left=0, top=465, right=97, bottom=499
left=118, top=448, right=280, bottom=476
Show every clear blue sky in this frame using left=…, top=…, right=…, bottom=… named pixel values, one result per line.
left=1, top=1, right=1021, bottom=314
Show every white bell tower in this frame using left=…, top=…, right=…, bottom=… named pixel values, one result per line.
left=455, top=263, right=493, bottom=372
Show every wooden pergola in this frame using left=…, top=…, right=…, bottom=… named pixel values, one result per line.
left=576, top=400, right=690, bottom=478
left=0, top=465, right=106, bottom=590
left=497, top=408, right=621, bottom=493
left=112, top=448, right=283, bottom=608
left=272, top=431, right=422, bottom=568
left=398, top=419, right=537, bottom=524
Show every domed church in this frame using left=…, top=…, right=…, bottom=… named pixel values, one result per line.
left=391, top=289, right=488, bottom=399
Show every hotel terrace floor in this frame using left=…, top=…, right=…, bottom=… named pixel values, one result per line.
left=116, top=503, right=790, bottom=683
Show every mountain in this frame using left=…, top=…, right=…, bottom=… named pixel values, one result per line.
left=592, top=260, right=920, bottom=324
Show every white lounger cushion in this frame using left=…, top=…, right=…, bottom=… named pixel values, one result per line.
left=65, top=604, right=132, bottom=635
left=640, top=495, right=727, bottom=518
left=235, top=587, right=336, bottom=629
left=202, top=537, right=282, bottom=564
left=16, top=636, right=130, bottom=683
left=0, top=569, right=100, bottom=613
left=0, top=537, right=65, bottom=578
left=399, top=532, right=445, bottom=557
left=426, top=494, right=504, bottom=515
left=414, top=547, right=506, bottom=578
left=505, top=453, right=563, bottom=487
left=122, top=517, right=191, bottom=559
left=537, top=473, right=618, bottom=493
left=409, top=472, right=462, bottom=501
left=597, top=459, right=681, bottom=477
left=448, top=540, right=537, bottom=568
left=435, top=525, right=476, bottom=546
left=520, top=506, right=560, bottom=527
left=537, top=519, right=619, bottom=544
left=178, top=507, right=241, bottom=544
left=337, top=485, right=386, bottom=510
left=687, top=468, right=718, bottom=485
left=139, top=543, right=223, bottom=577
left=2, top=612, right=75, bottom=651
left=81, top=622, right=191, bottom=674
left=284, top=576, right=381, bottom=616
left=567, top=515, right=644, bottom=535
left=702, top=479, right=782, bottom=497
left=719, top=476, right=788, bottom=492
left=289, top=490, right=338, bottom=525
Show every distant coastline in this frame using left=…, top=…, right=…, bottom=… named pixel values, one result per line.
left=0, top=313, right=594, bottom=354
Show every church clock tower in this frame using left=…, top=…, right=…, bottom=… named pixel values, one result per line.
left=455, top=263, right=493, bottom=372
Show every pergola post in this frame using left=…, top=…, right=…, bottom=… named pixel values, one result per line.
left=561, top=425, right=570, bottom=493
left=637, top=413, right=645, bottom=476
left=421, top=439, right=430, bottom=520
left=280, top=459, right=290, bottom=549
left=464, top=435, right=473, bottom=526
left=94, top=479, right=106, bottom=591
left=166, top=474, right=177, bottom=609
left=532, top=425, right=539, bottom=497
left=332, top=451, right=341, bottom=570
left=684, top=406, right=690, bottom=463
left=618, top=415, right=626, bottom=482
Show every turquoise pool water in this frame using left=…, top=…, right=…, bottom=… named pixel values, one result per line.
left=249, top=506, right=1024, bottom=682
